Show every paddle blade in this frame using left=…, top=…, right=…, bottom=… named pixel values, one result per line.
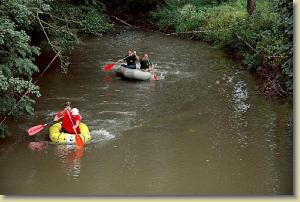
left=103, top=63, right=116, bottom=71
left=27, top=124, right=46, bottom=136
left=153, top=74, right=159, bottom=81
left=75, top=134, right=84, bottom=147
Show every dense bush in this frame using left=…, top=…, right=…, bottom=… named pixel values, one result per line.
left=151, top=0, right=238, bottom=32
left=151, top=0, right=293, bottom=95
left=151, top=3, right=179, bottom=32
left=276, top=0, right=293, bottom=88
left=50, top=2, right=112, bottom=38
left=175, top=4, right=204, bottom=33
left=197, top=1, right=246, bottom=45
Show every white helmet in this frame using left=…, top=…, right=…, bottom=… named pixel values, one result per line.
left=71, top=108, right=79, bottom=115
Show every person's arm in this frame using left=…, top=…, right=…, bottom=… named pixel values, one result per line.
left=72, top=115, right=82, bottom=131
left=53, top=114, right=60, bottom=121
left=148, top=60, right=154, bottom=70
left=73, top=120, right=80, bottom=130
left=53, top=106, right=70, bottom=121
left=53, top=110, right=63, bottom=121
left=118, top=55, right=128, bottom=63
left=133, top=51, right=139, bottom=61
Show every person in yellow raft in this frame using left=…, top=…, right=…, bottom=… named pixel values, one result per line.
left=49, top=102, right=91, bottom=145
left=53, top=102, right=82, bottom=134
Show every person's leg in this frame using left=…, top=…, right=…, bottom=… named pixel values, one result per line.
left=127, top=64, right=136, bottom=69
left=61, top=128, right=74, bottom=134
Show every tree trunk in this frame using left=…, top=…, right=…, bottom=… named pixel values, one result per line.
left=247, top=0, right=256, bottom=16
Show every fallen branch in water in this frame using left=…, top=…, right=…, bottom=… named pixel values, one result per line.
left=234, top=33, right=257, bottom=52
left=234, top=33, right=288, bottom=63
left=35, top=12, right=70, bottom=73
left=165, top=30, right=205, bottom=35
left=266, top=55, right=289, bottom=59
left=111, top=16, right=132, bottom=27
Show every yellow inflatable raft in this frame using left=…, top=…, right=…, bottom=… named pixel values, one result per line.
left=49, top=122, right=91, bottom=144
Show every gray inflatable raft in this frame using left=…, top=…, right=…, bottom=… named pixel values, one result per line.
left=116, top=66, right=152, bottom=81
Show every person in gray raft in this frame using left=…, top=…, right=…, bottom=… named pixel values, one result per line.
left=118, top=50, right=139, bottom=69
left=139, top=53, right=154, bottom=72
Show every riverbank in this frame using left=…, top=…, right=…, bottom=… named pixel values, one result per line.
left=149, top=0, right=292, bottom=98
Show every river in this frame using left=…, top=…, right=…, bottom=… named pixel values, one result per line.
left=0, top=30, right=293, bottom=195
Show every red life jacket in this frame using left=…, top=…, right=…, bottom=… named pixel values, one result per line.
left=56, top=110, right=82, bottom=134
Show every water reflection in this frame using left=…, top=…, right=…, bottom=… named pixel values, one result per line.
left=28, top=142, right=84, bottom=180
left=55, top=145, right=84, bottom=180
left=103, top=75, right=112, bottom=85
left=28, top=141, right=47, bottom=151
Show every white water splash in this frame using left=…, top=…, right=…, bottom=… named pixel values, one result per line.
left=97, top=111, right=136, bottom=116
left=90, top=129, right=115, bottom=143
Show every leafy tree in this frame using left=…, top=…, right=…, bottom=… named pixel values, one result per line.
left=276, top=0, right=293, bottom=89
left=0, top=0, right=112, bottom=137
left=0, top=0, right=46, bottom=137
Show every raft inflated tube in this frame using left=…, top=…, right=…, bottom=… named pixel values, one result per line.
left=49, top=122, right=91, bottom=144
left=116, top=66, right=152, bottom=81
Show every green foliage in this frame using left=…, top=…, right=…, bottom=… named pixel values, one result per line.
left=198, top=1, right=246, bottom=46
left=151, top=0, right=293, bottom=93
left=151, top=3, right=179, bottom=31
left=0, top=74, right=41, bottom=116
left=231, top=1, right=293, bottom=90
left=0, top=0, right=113, bottom=136
left=32, top=1, right=113, bottom=55
left=50, top=2, right=113, bottom=37
left=276, top=0, right=293, bottom=88
left=0, top=17, right=40, bottom=77
left=0, top=0, right=52, bottom=29
left=151, top=0, right=240, bottom=32
left=175, top=4, right=204, bottom=32
left=230, top=5, right=281, bottom=67
left=0, top=1, right=41, bottom=131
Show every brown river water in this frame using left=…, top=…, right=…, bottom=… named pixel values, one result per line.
left=0, top=30, right=293, bottom=195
